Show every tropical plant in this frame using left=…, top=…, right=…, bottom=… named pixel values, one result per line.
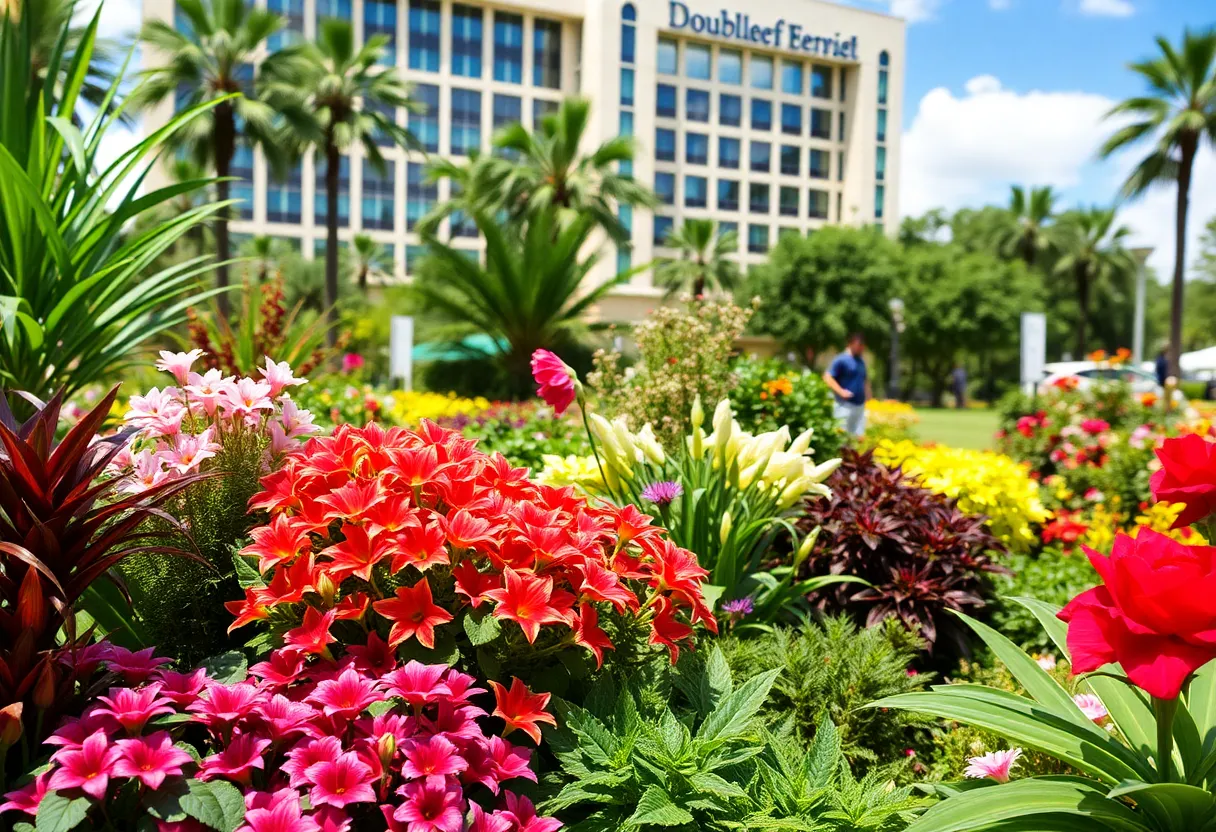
left=655, top=218, right=739, bottom=298
left=1101, top=29, right=1216, bottom=377
left=133, top=0, right=291, bottom=319
left=994, top=185, right=1056, bottom=266
left=0, top=5, right=226, bottom=401
left=350, top=232, right=391, bottom=292
left=0, top=388, right=198, bottom=788
left=1052, top=207, right=1137, bottom=356
left=265, top=18, right=415, bottom=343
left=25, top=0, right=127, bottom=124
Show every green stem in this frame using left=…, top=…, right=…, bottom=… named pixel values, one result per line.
left=1154, top=695, right=1179, bottom=782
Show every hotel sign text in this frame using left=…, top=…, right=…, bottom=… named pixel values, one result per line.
left=668, top=1, right=859, bottom=59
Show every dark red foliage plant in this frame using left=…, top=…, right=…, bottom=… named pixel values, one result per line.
left=796, top=448, right=1007, bottom=655
left=0, top=388, right=200, bottom=787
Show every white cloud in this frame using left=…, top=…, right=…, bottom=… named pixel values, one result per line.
left=1077, top=0, right=1135, bottom=18
left=888, top=0, right=943, bottom=23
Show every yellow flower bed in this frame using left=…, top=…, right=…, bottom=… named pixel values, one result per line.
left=865, top=399, right=919, bottom=426
left=873, top=439, right=1050, bottom=553
left=1083, top=501, right=1208, bottom=552
left=382, top=391, right=491, bottom=425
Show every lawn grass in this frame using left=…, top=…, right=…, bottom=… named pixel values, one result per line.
left=912, top=407, right=1000, bottom=450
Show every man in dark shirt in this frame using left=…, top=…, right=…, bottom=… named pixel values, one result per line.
left=1155, top=348, right=1169, bottom=387
left=823, top=333, right=871, bottom=437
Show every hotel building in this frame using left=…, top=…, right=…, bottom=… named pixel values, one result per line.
left=142, top=0, right=905, bottom=320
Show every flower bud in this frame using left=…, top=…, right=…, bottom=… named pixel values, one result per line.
left=316, top=572, right=338, bottom=607
left=738, top=460, right=764, bottom=490
left=807, top=458, right=843, bottom=483
left=0, top=702, right=23, bottom=748
left=690, top=395, right=704, bottom=429
left=611, top=417, right=638, bottom=464
left=719, top=510, right=732, bottom=545
left=777, top=477, right=812, bottom=510
left=788, top=428, right=815, bottom=456
left=33, top=662, right=56, bottom=710
left=589, top=413, right=624, bottom=464
left=690, top=427, right=705, bottom=459
left=378, top=732, right=396, bottom=768
left=635, top=424, right=665, bottom=465
left=795, top=527, right=821, bottom=564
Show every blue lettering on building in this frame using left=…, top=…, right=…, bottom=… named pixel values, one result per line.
left=668, top=1, right=858, bottom=59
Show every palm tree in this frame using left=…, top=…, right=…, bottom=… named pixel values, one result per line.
left=413, top=208, right=625, bottom=396
left=351, top=234, right=391, bottom=291
left=1101, top=29, right=1216, bottom=377
left=265, top=19, right=415, bottom=345
left=1052, top=207, right=1137, bottom=357
left=655, top=219, right=739, bottom=298
left=994, top=185, right=1057, bottom=266
left=133, top=0, right=288, bottom=319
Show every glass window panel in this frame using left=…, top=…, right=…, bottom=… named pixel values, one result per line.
left=410, top=83, right=440, bottom=152
left=450, top=88, right=482, bottom=155
left=657, top=37, right=678, bottom=75
left=686, top=88, right=710, bottom=122
left=875, top=183, right=886, bottom=219
left=533, top=18, right=562, bottom=88
left=655, top=172, right=675, bottom=204
left=876, top=146, right=886, bottom=181
left=808, top=188, right=829, bottom=219
left=363, top=0, right=396, bottom=65
left=685, top=175, right=707, bottom=208
left=779, top=185, right=799, bottom=217
left=268, top=0, right=305, bottom=50
left=719, top=48, right=742, bottom=84
left=686, top=132, right=709, bottom=165
left=654, top=215, right=674, bottom=245
left=781, top=60, right=803, bottom=94
left=532, top=98, right=558, bottom=125
left=749, top=182, right=769, bottom=214
left=717, top=179, right=739, bottom=211
left=750, top=55, right=773, bottom=89
left=838, top=111, right=846, bottom=141
left=361, top=161, right=395, bottom=231
left=878, top=69, right=889, bottom=105
left=811, top=107, right=831, bottom=140
left=877, top=109, right=888, bottom=142
left=620, top=68, right=635, bottom=106
left=718, top=136, right=740, bottom=169
left=751, top=98, right=771, bottom=131
left=493, top=12, right=523, bottom=83
left=619, top=110, right=634, bottom=136
left=492, top=93, right=521, bottom=129
left=407, top=0, right=440, bottom=72
left=779, top=144, right=799, bottom=176
left=809, top=148, right=829, bottom=179
left=686, top=43, right=711, bottom=80
left=749, top=140, right=770, bottom=173
left=316, top=0, right=351, bottom=23
left=621, top=22, right=635, bottom=63
left=719, top=93, right=741, bottom=126
left=657, top=84, right=677, bottom=118
left=267, top=161, right=302, bottom=224
left=811, top=65, right=832, bottom=99
left=655, top=128, right=676, bottom=161
left=780, top=103, right=801, bottom=135
left=748, top=223, right=769, bottom=253
left=406, top=162, right=437, bottom=231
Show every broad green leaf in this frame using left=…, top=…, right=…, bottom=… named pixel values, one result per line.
left=1187, top=660, right=1216, bottom=758
left=1009, top=597, right=1070, bottom=659
left=200, top=651, right=248, bottom=685
left=1107, top=781, right=1216, bottom=831
left=689, top=770, right=748, bottom=800
left=230, top=552, right=264, bottom=590
left=697, top=668, right=780, bottom=748
left=804, top=720, right=841, bottom=787
left=34, top=792, right=91, bottom=832
left=1086, top=676, right=1156, bottom=764
left=200, top=779, right=246, bottom=832
left=626, top=785, right=694, bottom=826
left=904, top=777, right=1151, bottom=832
left=463, top=606, right=502, bottom=646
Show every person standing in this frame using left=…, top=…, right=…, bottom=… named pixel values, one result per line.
left=951, top=363, right=968, bottom=409
left=1155, top=347, right=1169, bottom=387
left=823, top=333, right=871, bottom=437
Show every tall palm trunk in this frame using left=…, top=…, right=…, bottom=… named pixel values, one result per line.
left=324, top=134, right=340, bottom=349
left=1075, top=262, right=1091, bottom=358
left=214, top=105, right=235, bottom=320
left=1169, top=137, right=1197, bottom=378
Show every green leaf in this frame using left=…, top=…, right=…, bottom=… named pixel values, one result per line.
left=463, top=606, right=502, bottom=646
left=1009, top=597, right=1070, bottom=659
left=200, top=779, right=246, bottom=832
left=34, top=792, right=91, bottom=832
left=689, top=771, right=748, bottom=800
left=696, top=668, right=780, bottom=748
left=805, top=720, right=841, bottom=787
left=1187, top=660, right=1216, bottom=758
left=626, top=785, right=695, bottom=826
left=231, top=551, right=264, bottom=590
left=200, top=651, right=248, bottom=684
left=1106, top=781, right=1216, bottom=830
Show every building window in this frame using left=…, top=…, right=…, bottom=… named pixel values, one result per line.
left=876, top=146, right=887, bottom=181
left=654, top=215, right=674, bottom=245
left=840, top=67, right=848, bottom=101
left=751, top=98, right=771, bottom=131
left=838, top=111, right=846, bottom=141
left=492, top=93, right=521, bottom=129
left=617, top=246, right=631, bottom=276
left=749, top=55, right=773, bottom=89
left=407, top=0, right=440, bottom=72
left=877, top=109, right=888, bottom=142
left=657, top=37, right=678, bottom=75
left=718, top=137, right=740, bottom=169
left=875, top=184, right=886, bottom=220
left=532, top=98, right=558, bottom=125
left=450, top=88, right=482, bottom=155
left=266, top=161, right=302, bottom=224
left=656, top=84, right=677, bottom=118
left=655, top=172, right=675, bottom=204
left=809, top=148, right=829, bottom=179
left=315, top=0, right=351, bottom=24
left=313, top=154, right=349, bottom=227
left=749, top=183, right=769, bottom=214
left=533, top=18, right=562, bottom=89
left=719, top=93, right=741, bottom=126
left=686, top=88, right=710, bottom=122
left=410, top=83, right=439, bottom=152
left=750, top=141, right=770, bottom=173
left=879, top=50, right=890, bottom=67
left=719, top=48, right=742, bottom=84
left=493, top=12, right=523, bottom=83
left=780, top=103, right=801, bottom=135
left=779, top=144, right=800, bottom=176
left=685, top=175, right=707, bottom=208
left=719, top=220, right=738, bottom=242
left=686, top=132, right=709, bottom=165
left=717, top=179, right=739, bottom=211
left=811, top=65, right=832, bottom=99
left=620, top=202, right=632, bottom=233
left=368, top=100, right=397, bottom=147
left=406, top=163, right=436, bottom=231
left=811, top=107, right=831, bottom=140
left=838, top=150, right=846, bottom=181
left=686, top=42, right=711, bottom=80
left=836, top=191, right=842, bottom=222
left=620, top=68, right=635, bottom=106
left=656, top=128, right=676, bottom=161
left=268, top=0, right=304, bottom=51
left=878, top=70, right=889, bottom=106
left=621, top=4, right=636, bottom=63
left=781, top=60, right=803, bottom=94
left=231, top=147, right=254, bottom=220
left=449, top=186, right=478, bottom=237
left=748, top=223, right=769, bottom=253
left=364, top=0, right=396, bottom=64
left=808, top=188, right=829, bottom=219
left=779, top=185, right=799, bottom=217
left=405, top=244, right=427, bottom=274
left=362, top=162, right=395, bottom=231
left=619, top=110, right=634, bottom=136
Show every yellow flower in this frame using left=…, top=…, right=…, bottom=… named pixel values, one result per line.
left=385, top=391, right=490, bottom=425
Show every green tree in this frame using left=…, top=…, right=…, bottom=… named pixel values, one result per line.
left=266, top=18, right=415, bottom=344
left=350, top=233, right=391, bottom=291
left=655, top=219, right=739, bottom=298
left=1184, top=216, right=1216, bottom=349
left=994, top=184, right=1057, bottom=266
left=133, top=0, right=289, bottom=319
left=1052, top=207, right=1137, bottom=357
left=950, top=205, right=1014, bottom=255
left=1101, top=28, right=1216, bottom=376
left=898, top=208, right=949, bottom=247
left=748, top=226, right=900, bottom=365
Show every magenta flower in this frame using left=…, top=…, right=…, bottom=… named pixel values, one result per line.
left=47, top=729, right=122, bottom=800
left=501, top=792, right=563, bottom=832
left=721, top=597, right=754, bottom=618
left=45, top=710, right=112, bottom=753
left=103, top=645, right=173, bottom=684
left=440, top=669, right=487, bottom=706
left=156, top=668, right=210, bottom=707
left=189, top=683, right=265, bottom=732
left=306, top=668, right=383, bottom=720
left=283, top=737, right=344, bottom=789
left=1073, top=693, right=1109, bottom=724
left=530, top=349, right=577, bottom=415
left=238, top=790, right=320, bottom=832
left=199, top=734, right=272, bottom=785
left=964, top=748, right=1023, bottom=783
left=640, top=481, right=683, bottom=507
left=303, top=751, right=376, bottom=809
left=156, top=349, right=205, bottom=385
left=402, top=735, right=468, bottom=782
left=391, top=779, right=464, bottom=832
left=420, top=702, right=486, bottom=743
left=249, top=649, right=307, bottom=689
left=486, top=736, right=536, bottom=789
left=468, top=803, right=514, bottom=832
left=113, top=731, right=194, bottom=789
left=0, top=771, right=50, bottom=817
left=342, top=353, right=366, bottom=373
left=381, top=661, right=452, bottom=708
left=259, top=357, right=307, bottom=398
left=95, top=685, right=176, bottom=734
left=253, top=694, right=317, bottom=743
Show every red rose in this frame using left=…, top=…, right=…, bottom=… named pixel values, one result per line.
left=1150, top=434, right=1216, bottom=528
left=1059, top=529, right=1216, bottom=699
left=530, top=349, right=577, bottom=415
left=1080, top=418, right=1110, bottom=435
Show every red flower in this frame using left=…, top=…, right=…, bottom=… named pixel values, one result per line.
left=1151, top=434, right=1216, bottom=528
left=489, top=678, right=557, bottom=744
left=388, top=522, right=450, bottom=572
left=530, top=349, right=577, bottom=415
left=1059, top=530, right=1216, bottom=699
left=1080, top=418, right=1111, bottom=435
left=321, top=525, right=392, bottom=583
left=572, top=603, right=614, bottom=669
left=649, top=597, right=694, bottom=663
left=484, top=567, right=571, bottom=644
left=452, top=561, right=500, bottom=608
left=242, top=514, right=312, bottom=572
left=283, top=606, right=337, bottom=656
left=372, top=580, right=454, bottom=649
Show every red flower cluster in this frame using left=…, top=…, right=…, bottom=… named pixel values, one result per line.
left=227, top=421, right=715, bottom=667
left=1015, top=411, right=1049, bottom=439
left=1040, top=509, right=1089, bottom=551
left=3, top=640, right=559, bottom=831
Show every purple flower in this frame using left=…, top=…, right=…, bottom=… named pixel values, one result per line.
left=722, top=598, right=754, bottom=617
left=640, top=481, right=684, bottom=507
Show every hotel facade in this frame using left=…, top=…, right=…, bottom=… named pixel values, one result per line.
left=143, top=0, right=905, bottom=320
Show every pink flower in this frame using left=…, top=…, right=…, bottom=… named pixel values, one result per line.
left=155, top=668, right=210, bottom=707
left=253, top=694, right=317, bottom=743
left=500, top=792, right=562, bottom=832
left=239, top=791, right=321, bottom=832
left=189, top=683, right=265, bottom=732
left=963, top=748, right=1022, bottom=783
left=221, top=378, right=275, bottom=417
left=401, top=734, right=467, bottom=782
left=381, top=661, right=452, bottom=708
left=304, top=751, right=376, bottom=809
left=391, top=779, right=464, bottom=832
left=341, top=353, right=365, bottom=373
left=186, top=368, right=233, bottom=416
left=468, top=803, right=514, bottom=832
left=1034, top=654, right=1057, bottom=672
left=103, top=646, right=172, bottom=684
left=1073, top=693, right=1108, bottom=724
left=530, top=349, right=577, bottom=415
left=279, top=398, right=320, bottom=439
left=0, top=771, right=50, bottom=817
left=306, top=668, right=383, bottom=720
left=122, top=449, right=171, bottom=494
left=1080, top=418, right=1111, bottom=435
left=260, top=357, right=307, bottom=397
left=125, top=387, right=186, bottom=432
left=113, top=731, right=194, bottom=789
left=166, top=429, right=220, bottom=473
left=94, top=685, right=176, bottom=734
left=283, top=737, right=344, bottom=789
left=157, top=349, right=205, bottom=385
left=249, top=649, right=307, bottom=689
left=199, top=734, right=272, bottom=785
left=47, top=729, right=123, bottom=800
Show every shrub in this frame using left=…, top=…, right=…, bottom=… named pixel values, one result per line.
left=987, top=547, right=1100, bottom=652
left=439, top=402, right=589, bottom=471
left=796, top=449, right=1007, bottom=655
left=863, top=400, right=920, bottom=446
left=730, top=356, right=845, bottom=458
left=871, top=440, right=1050, bottom=553
left=718, top=617, right=931, bottom=766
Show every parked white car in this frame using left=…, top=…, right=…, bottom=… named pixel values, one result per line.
left=1038, top=361, right=1186, bottom=404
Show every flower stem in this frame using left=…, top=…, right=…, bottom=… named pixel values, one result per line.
left=1153, top=695, right=1179, bottom=782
